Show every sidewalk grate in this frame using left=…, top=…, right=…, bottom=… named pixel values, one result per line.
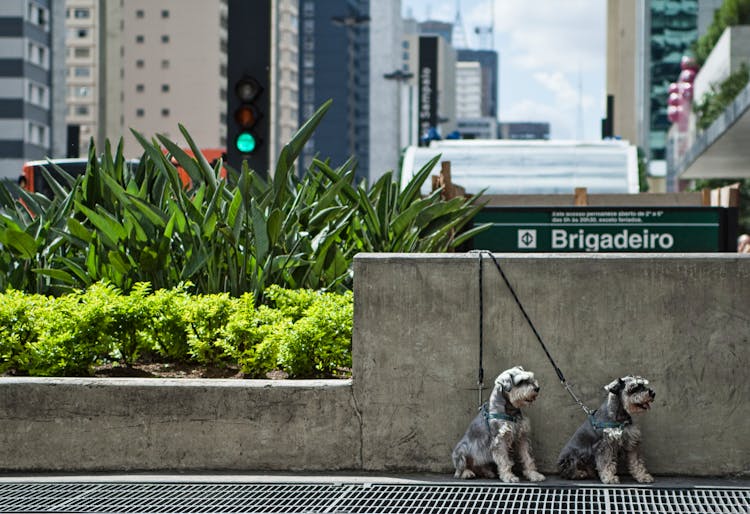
left=0, top=482, right=747, bottom=513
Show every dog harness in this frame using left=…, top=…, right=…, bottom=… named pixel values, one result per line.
left=588, top=411, right=631, bottom=431
left=481, top=403, right=519, bottom=430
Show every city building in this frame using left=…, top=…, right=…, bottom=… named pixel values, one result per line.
left=456, top=49, right=498, bottom=119
left=120, top=0, right=228, bottom=157
left=498, top=122, right=550, bottom=140
left=64, top=0, right=98, bottom=158
left=0, top=0, right=66, bottom=180
left=606, top=0, right=722, bottom=191
left=298, top=0, right=370, bottom=183
left=369, top=0, right=403, bottom=182
left=59, top=0, right=297, bottom=173
left=456, top=61, right=481, bottom=119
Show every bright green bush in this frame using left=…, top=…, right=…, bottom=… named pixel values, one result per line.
left=0, top=284, right=353, bottom=378
left=275, top=290, right=353, bottom=377
left=26, top=287, right=115, bottom=376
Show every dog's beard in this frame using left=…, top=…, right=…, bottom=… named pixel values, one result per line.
left=623, top=391, right=654, bottom=415
left=507, top=384, right=539, bottom=408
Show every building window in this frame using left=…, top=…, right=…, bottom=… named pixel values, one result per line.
left=219, top=63, right=227, bottom=77
left=303, top=1, right=314, bottom=16
left=74, top=67, right=91, bottom=77
left=161, top=84, right=170, bottom=92
left=161, top=59, right=170, bottom=69
left=73, top=47, right=90, bottom=58
left=161, top=108, right=170, bottom=117
left=136, top=35, right=144, bottom=43
left=303, top=54, right=314, bottom=68
left=136, top=59, right=145, bottom=68
left=136, top=108, right=145, bottom=117
left=74, top=8, right=90, bottom=19
left=161, top=9, right=169, bottom=18
left=73, top=86, right=90, bottom=97
left=27, top=2, right=49, bottom=31
left=136, top=84, right=145, bottom=92
left=77, top=28, right=89, bottom=38
left=75, top=105, right=89, bottom=116
left=136, top=9, right=144, bottom=18
left=27, top=82, right=48, bottom=108
left=303, top=19, right=314, bottom=34
left=27, top=42, right=48, bottom=68
left=161, top=35, right=169, bottom=43
left=303, top=69, right=314, bottom=86
left=27, top=121, right=47, bottom=146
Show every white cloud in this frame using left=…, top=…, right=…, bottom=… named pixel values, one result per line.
left=532, top=71, right=595, bottom=110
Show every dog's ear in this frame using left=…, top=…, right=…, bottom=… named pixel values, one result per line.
left=496, top=371, right=514, bottom=392
left=604, top=378, right=625, bottom=394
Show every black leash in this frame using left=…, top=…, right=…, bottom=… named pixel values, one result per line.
left=471, top=250, right=593, bottom=416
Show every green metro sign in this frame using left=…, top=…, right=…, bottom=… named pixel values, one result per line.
left=471, top=207, right=737, bottom=253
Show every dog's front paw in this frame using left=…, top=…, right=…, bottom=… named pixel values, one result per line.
left=600, top=474, right=620, bottom=485
left=499, top=473, right=520, bottom=483
left=525, top=471, right=546, bottom=482
left=456, top=469, right=476, bottom=479
left=634, top=472, right=654, bottom=483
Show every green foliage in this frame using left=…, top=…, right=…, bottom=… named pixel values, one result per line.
left=694, top=63, right=750, bottom=130
left=693, top=0, right=750, bottom=65
left=0, top=101, right=488, bottom=301
left=0, top=284, right=353, bottom=378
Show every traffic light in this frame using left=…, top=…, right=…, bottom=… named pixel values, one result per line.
left=233, top=76, right=263, bottom=154
left=227, top=0, right=271, bottom=176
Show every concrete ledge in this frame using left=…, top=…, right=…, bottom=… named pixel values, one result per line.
left=0, top=378, right=359, bottom=472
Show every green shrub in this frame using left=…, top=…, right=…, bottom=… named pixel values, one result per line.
left=276, top=290, right=353, bottom=377
left=0, top=284, right=353, bottom=378
left=26, top=288, right=115, bottom=376
left=693, top=0, right=750, bottom=65
left=694, top=63, right=750, bottom=130
left=0, top=290, right=46, bottom=373
left=145, top=284, right=192, bottom=361
left=185, top=292, right=237, bottom=366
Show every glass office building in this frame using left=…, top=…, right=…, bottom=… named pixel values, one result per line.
left=648, top=0, right=698, bottom=161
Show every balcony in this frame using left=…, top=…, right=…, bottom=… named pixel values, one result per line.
left=671, top=26, right=750, bottom=180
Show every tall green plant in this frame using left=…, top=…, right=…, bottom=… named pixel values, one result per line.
left=0, top=100, right=489, bottom=300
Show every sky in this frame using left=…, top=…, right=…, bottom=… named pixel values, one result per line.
left=402, top=0, right=607, bottom=141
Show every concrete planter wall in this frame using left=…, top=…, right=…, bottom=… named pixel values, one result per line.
left=693, top=25, right=750, bottom=102
left=1, top=254, right=749, bottom=476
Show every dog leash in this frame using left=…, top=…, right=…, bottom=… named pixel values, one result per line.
left=471, top=250, right=594, bottom=417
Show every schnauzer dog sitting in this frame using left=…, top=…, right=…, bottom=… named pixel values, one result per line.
left=452, top=366, right=545, bottom=483
left=558, top=376, right=656, bottom=484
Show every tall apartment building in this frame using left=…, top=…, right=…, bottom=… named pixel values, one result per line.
left=456, top=49, right=498, bottom=120
left=119, top=0, right=228, bottom=157
left=456, top=61, right=481, bottom=119
left=65, top=0, right=98, bottom=158
left=0, top=0, right=66, bottom=180
left=298, top=0, right=370, bottom=183
left=369, top=0, right=403, bottom=181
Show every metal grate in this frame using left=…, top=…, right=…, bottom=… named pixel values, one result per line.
left=0, top=482, right=747, bottom=513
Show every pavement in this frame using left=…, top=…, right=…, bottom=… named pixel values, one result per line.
left=0, top=472, right=748, bottom=488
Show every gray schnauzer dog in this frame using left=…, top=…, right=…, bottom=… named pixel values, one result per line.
left=557, top=376, right=656, bottom=484
left=452, top=366, right=545, bottom=483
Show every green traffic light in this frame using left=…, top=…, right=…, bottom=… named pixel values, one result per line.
left=236, top=132, right=257, bottom=153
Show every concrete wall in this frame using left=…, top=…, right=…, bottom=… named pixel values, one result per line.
left=0, top=378, right=359, bottom=472
left=1, top=254, right=748, bottom=476
left=352, top=254, right=750, bottom=476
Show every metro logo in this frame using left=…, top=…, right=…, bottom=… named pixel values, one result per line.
left=551, top=229, right=675, bottom=252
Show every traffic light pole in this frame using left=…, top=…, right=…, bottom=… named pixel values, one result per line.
left=227, top=0, right=271, bottom=178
